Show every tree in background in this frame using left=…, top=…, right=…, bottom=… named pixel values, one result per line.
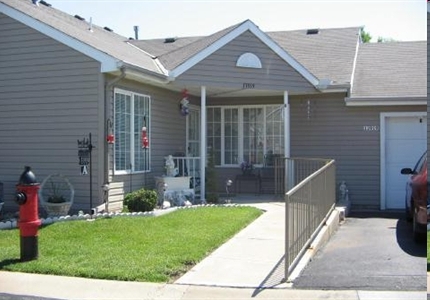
left=377, top=36, right=397, bottom=43
left=360, top=27, right=372, bottom=43
left=361, top=27, right=396, bottom=43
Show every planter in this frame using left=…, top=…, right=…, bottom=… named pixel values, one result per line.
left=39, top=174, right=74, bottom=217
left=42, top=202, right=73, bottom=217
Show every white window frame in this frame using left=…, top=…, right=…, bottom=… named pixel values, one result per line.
left=114, top=88, right=151, bottom=175
left=208, top=105, right=284, bottom=167
left=186, top=105, right=201, bottom=157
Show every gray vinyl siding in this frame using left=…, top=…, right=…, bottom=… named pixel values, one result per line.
left=212, top=93, right=425, bottom=210
left=106, top=78, right=188, bottom=210
left=0, top=13, right=102, bottom=212
left=290, top=94, right=426, bottom=210
left=176, top=31, right=316, bottom=94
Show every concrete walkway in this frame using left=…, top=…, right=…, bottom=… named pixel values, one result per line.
left=176, top=201, right=286, bottom=288
left=0, top=196, right=426, bottom=300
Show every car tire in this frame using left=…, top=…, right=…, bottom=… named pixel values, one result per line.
left=412, top=210, right=425, bottom=243
left=405, top=200, right=412, bottom=222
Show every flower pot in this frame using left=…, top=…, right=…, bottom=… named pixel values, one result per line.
left=42, top=201, right=72, bottom=217
left=39, top=174, right=74, bottom=217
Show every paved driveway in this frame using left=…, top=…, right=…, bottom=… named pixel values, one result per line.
left=292, top=212, right=427, bottom=291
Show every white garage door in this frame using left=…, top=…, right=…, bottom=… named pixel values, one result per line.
left=382, top=113, right=427, bottom=209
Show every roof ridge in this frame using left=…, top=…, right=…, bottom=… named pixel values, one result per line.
left=157, top=20, right=247, bottom=59
left=267, top=26, right=362, bottom=34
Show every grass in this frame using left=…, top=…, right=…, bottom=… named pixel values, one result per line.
left=0, top=206, right=262, bottom=282
left=427, top=231, right=430, bottom=265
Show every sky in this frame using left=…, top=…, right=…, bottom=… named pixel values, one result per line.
left=45, top=0, right=427, bottom=42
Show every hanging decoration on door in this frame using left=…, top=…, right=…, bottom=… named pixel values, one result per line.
left=179, top=89, right=190, bottom=116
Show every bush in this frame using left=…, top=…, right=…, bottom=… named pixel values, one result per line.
left=205, top=148, right=219, bottom=204
left=124, top=188, right=157, bottom=212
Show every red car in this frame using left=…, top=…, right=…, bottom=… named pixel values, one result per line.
left=400, top=151, right=428, bottom=242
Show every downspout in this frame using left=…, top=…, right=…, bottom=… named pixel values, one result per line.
left=103, top=67, right=126, bottom=212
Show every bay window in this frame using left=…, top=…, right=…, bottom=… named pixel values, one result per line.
left=114, top=89, right=150, bottom=173
left=207, top=105, right=284, bottom=167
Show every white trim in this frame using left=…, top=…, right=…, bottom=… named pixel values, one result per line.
left=284, top=91, right=290, bottom=158
left=113, top=88, right=151, bottom=175
left=169, top=20, right=319, bottom=86
left=186, top=105, right=200, bottom=157
left=0, top=2, right=120, bottom=73
left=349, top=33, right=361, bottom=93
left=379, top=111, right=427, bottom=210
left=154, top=58, right=171, bottom=77
left=126, top=43, right=170, bottom=77
left=200, top=86, right=207, bottom=202
left=346, top=97, right=426, bottom=106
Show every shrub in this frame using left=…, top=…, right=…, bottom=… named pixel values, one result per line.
left=124, top=188, right=157, bottom=212
left=205, top=148, right=219, bottom=204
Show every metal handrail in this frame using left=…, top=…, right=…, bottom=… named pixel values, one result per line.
left=284, top=158, right=336, bottom=281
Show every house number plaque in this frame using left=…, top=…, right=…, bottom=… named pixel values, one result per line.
left=243, top=83, right=255, bottom=89
left=363, top=125, right=379, bottom=131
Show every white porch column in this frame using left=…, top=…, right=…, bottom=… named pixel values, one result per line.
left=284, top=91, right=290, bottom=158
left=200, top=86, right=207, bottom=202
left=284, top=91, right=292, bottom=191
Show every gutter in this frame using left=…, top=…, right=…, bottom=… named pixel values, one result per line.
left=345, top=96, right=427, bottom=106
left=103, top=67, right=126, bottom=212
left=118, top=62, right=174, bottom=84
left=316, top=79, right=350, bottom=93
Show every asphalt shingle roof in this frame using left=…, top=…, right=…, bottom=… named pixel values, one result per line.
left=133, top=26, right=361, bottom=84
left=0, top=0, right=161, bottom=73
left=267, top=27, right=360, bottom=84
left=351, top=41, right=426, bottom=97
left=131, top=21, right=245, bottom=70
left=1, top=0, right=426, bottom=99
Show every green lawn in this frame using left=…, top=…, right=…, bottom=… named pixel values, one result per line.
left=0, top=206, right=262, bottom=282
left=427, top=231, right=430, bottom=266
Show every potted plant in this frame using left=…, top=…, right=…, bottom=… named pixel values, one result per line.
left=39, top=174, right=74, bottom=217
left=240, top=161, right=254, bottom=175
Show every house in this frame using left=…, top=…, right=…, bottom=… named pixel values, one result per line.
left=0, top=0, right=426, bottom=213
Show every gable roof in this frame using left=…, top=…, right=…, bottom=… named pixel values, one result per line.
left=1, top=0, right=425, bottom=102
left=0, top=0, right=161, bottom=75
left=347, top=41, right=426, bottom=105
left=267, top=27, right=360, bottom=85
left=133, top=24, right=361, bottom=88
left=131, top=23, right=240, bottom=71
left=142, top=20, right=321, bottom=86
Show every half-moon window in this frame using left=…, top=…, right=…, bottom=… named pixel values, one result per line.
left=236, top=53, right=262, bottom=69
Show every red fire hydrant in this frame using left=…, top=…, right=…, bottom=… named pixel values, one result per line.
left=15, top=166, right=41, bottom=261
